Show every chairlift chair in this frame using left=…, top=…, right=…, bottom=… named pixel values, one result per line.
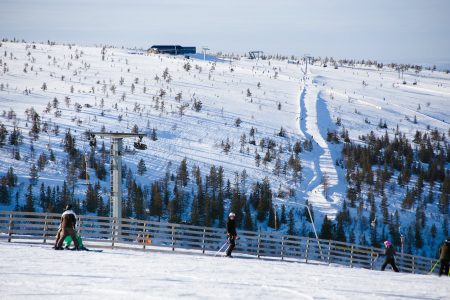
left=134, top=136, right=147, bottom=150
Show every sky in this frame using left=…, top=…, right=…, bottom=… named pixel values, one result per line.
left=1, top=0, right=450, bottom=66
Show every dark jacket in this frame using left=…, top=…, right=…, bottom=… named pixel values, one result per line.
left=382, top=246, right=396, bottom=259
left=439, top=243, right=450, bottom=261
left=226, top=218, right=237, bottom=236
left=60, top=210, right=77, bottom=229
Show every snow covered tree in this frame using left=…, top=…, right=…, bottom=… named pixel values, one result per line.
left=0, top=122, right=7, bottom=147
left=137, top=159, right=147, bottom=175
left=29, top=164, right=39, bottom=185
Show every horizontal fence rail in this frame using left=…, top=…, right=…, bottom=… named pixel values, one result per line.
left=0, top=210, right=440, bottom=275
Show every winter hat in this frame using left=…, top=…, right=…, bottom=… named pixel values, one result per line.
left=384, top=240, right=392, bottom=247
left=229, top=212, right=236, bottom=218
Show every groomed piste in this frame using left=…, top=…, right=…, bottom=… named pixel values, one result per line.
left=0, top=241, right=448, bottom=300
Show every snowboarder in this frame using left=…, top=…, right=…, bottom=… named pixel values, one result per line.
left=438, top=237, right=450, bottom=277
left=53, top=205, right=80, bottom=250
left=225, top=212, right=237, bottom=258
left=379, top=240, right=399, bottom=272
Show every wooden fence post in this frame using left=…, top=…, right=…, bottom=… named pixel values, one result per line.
left=257, top=233, right=261, bottom=258
left=350, top=245, right=354, bottom=268
left=370, top=249, right=374, bottom=270
left=171, top=225, right=176, bottom=251
left=111, top=218, right=116, bottom=248
left=305, top=238, right=310, bottom=263
left=202, top=228, right=206, bottom=254
left=43, top=213, right=49, bottom=244
left=412, top=256, right=415, bottom=274
left=78, top=216, right=82, bottom=237
left=328, top=240, right=332, bottom=265
left=7, top=213, right=14, bottom=242
left=143, top=222, right=147, bottom=250
left=280, top=236, right=285, bottom=261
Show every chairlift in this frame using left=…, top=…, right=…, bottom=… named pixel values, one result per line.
left=134, top=136, right=147, bottom=150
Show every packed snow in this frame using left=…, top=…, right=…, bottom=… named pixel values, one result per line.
left=0, top=242, right=448, bottom=300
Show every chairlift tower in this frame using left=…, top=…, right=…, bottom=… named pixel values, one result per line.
left=88, top=132, right=147, bottom=235
left=202, top=47, right=210, bottom=61
left=304, top=55, right=313, bottom=75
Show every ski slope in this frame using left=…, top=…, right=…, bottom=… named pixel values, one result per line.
left=298, top=79, right=345, bottom=217
left=0, top=41, right=449, bottom=252
left=0, top=242, right=448, bottom=300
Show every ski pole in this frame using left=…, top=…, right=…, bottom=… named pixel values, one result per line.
left=373, top=255, right=380, bottom=264
left=214, top=242, right=228, bottom=257
left=428, top=260, right=439, bottom=274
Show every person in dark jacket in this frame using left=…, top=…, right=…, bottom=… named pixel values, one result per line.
left=438, top=238, right=450, bottom=277
left=225, top=212, right=237, bottom=257
left=379, top=240, right=399, bottom=272
left=54, top=205, right=80, bottom=250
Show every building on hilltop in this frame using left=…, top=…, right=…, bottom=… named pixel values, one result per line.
left=148, top=45, right=196, bottom=55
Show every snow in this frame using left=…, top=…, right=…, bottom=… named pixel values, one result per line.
left=0, top=242, right=448, bottom=300
left=0, top=41, right=449, bottom=254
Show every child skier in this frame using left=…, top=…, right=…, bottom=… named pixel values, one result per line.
left=438, top=237, right=450, bottom=277
left=379, top=240, right=399, bottom=272
left=226, top=212, right=237, bottom=258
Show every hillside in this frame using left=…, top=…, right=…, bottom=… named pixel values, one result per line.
left=0, top=40, right=449, bottom=258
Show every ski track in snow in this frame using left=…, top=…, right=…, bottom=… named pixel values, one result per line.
left=299, top=75, right=343, bottom=217
left=0, top=242, right=448, bottom=300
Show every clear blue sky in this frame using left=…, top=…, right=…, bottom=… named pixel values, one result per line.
left=1, top=0, right=449, bottom=65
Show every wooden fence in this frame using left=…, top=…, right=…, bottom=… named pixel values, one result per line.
left=0, top=210, right=440, bottom=275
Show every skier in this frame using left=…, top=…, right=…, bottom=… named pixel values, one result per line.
left=53, top=205, right=80, bottom=250
left=379, top=240, right=399, bottom=272
left=438, top=237, right=450, bottom=277
left=225, top=212, right=237, bottom=258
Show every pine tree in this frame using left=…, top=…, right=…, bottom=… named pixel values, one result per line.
left=280, top=204, right=287, bottom=224
left=243, top=203, right=253, bottom=230
left=287, top=209, right=296, bottom=235
left=190, top=196, right=200, bottom=225
left=177, top=158, right=189, bottom=187
left=24, top=184, right=34, bottom=212
left=319, top=215, right=333, bottom=240
left=137, top=159, right=147, bottom=175
left=0, top=122, right=7, bottom=147
left=29, top=163, right=39, bottom=185
left=380, top=194, right=389, bottom=224
left=85, top=183, right=99, bottom=213
left=151, top=128, right=158, bottom=141
left=150, top=182, right=162, bottom=217
left=335, top=217, right=346, bottom=242
left=29, top=110, right=41, bottom=140
left=0, top=182, right=9, bottom=204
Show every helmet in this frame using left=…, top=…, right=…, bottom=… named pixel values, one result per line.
left=384, top=240, right=392, bottom=247
left=229, top=212, right=235, bottom=218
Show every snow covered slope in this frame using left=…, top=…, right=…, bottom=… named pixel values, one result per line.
left=0, top=242, right=448, bottom=300
left=0, top=41, right=449, bottom=256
